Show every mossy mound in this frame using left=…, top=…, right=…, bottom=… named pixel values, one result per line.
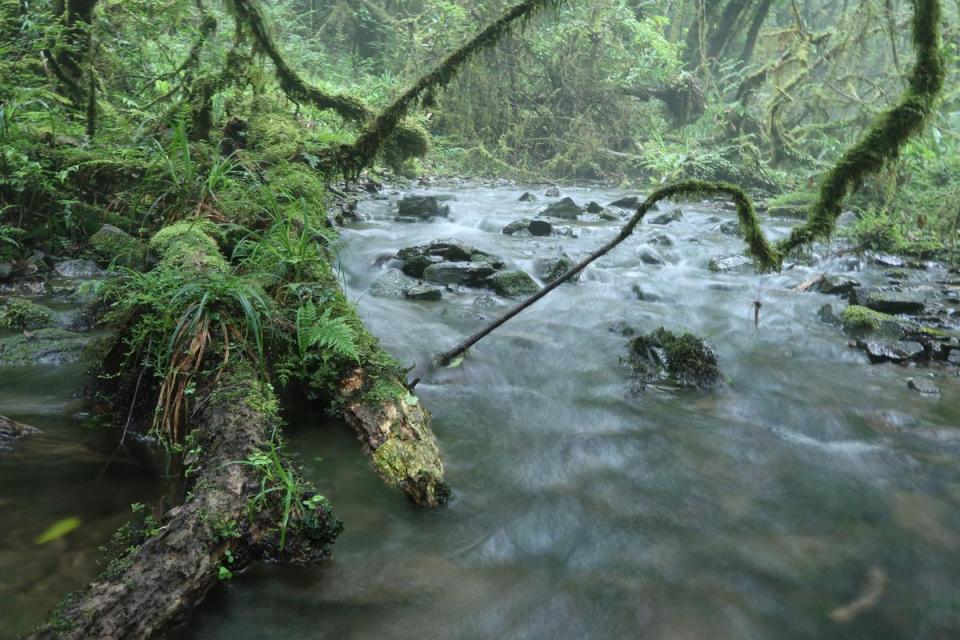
left=628, top=327, right=722, bottom=389
left=484, top=270, right=540, bottom=297
left=0, top=297, right=52, bottom=330
left=0, top=328, right=89, bottom=366
left=88, top=224, right=147, bottom=268
left=840, top=305, right=905, bottom=339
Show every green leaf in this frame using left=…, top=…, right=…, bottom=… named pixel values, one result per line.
left=35, top=517, right=82, bottom=544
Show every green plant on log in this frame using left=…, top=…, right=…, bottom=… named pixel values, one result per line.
left=295, top=301, right=360, bottom=363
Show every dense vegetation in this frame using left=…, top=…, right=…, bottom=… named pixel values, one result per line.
left=0, top=0, right=957, bottom=636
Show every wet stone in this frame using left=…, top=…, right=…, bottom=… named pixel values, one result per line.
left=518, top=192, right=538, bottom=202
left=608, top=196, right=640, bottom=209
left=397, top=195, right=450, bottom=220
left=708, top=254, right=753, bottom=273
left=484, top=270, right=540, bottom=297
left=873, top=254, right=906, bottom=268
left=423, top=262, right=496, bottom=286
left=907, top=378, right=940, bottom=395
left=544, top=186, right=561, bottom=198
left=718, top=220, right=741, bottom=236
left=541, top=197, right=583, bottom=220
left=854, top=289, right=926, bottom=315
left=401, top=254, right=443, bottom=278
left=649, top=209, right=683, bottom=225
left=585, top=201, right=605, bottom=214
left=638, top=248, right=667, bottom=266
left=404, top=285, right=443, bottom=301
left=53, top=259, right=105, bottom=279
left=535, top=255, right=575, bottom=283
left=529, top=220, right=554, bottom=237
left=818, top=275, right=861, bottom=297
left=857, top=340, right=925, bottom=364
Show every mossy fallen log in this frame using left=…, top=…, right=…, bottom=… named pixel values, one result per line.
left=27, top=362, right=340, bottom=640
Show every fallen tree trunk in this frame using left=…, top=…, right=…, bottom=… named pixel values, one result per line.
left=27, top=361, right=341, bottom=640
left=0, top=414, right=39, bottom=449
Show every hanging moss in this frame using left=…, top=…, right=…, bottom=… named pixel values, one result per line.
left=777, top=0, right=945, bottom=255
left=339, top=0, right=564, bottom=177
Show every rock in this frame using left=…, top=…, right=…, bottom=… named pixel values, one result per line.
left=873, top=254, right=906, bottom=268
left=609, top=196, right=640, bottom=209
left=854, top=289, right=926, bottom=315
left=369, top=268, right=417, bottom=298
left=638, top=248, right=667, bottom=266
left=400, top=254, right=443, bottom=278
left=857, top=340, right=925, bottom=364
left=423, top=262, right=496, bottom=286
left=0, top=415, right=39, bottom=450
left=0, top=262, right=12, bottom=281
left=632, top=285, right=665, bottom=303
left=818, top=303, right=841, bottom=325
left=535, top=255, right=574, bottom=283
left=648, top=232, right=674, bottom=247
left=817, top=275, right=861, bottom=297
left=907, top=378, right=940, bottom=395
left=708, top=254, right=753, bottom=273
left=541, top=197, right=583, bottom=220
left=399, top=240, right=476, bottom=263
left=649, top=209, right=682, bottom=225
left=518, top=192, right=538, bottom=202
left=528, top=220, right=554, bottom=237
left=0, top=328, right=89, bottom=366
left=89, top=224, right=146, bottom=267
left=53, top=259, right=106, bottom=279
left=484, top=270, right=540, bottom=297
left=396, top=195, right=450, bottom=220
left=841, top=305, right=906, bottom=339
left=599, top=210, right=621, bottom=221
left=585, top=201, right=604, bottom=214
left=545, top=186, right=561, bottom=198
left=718, top=220, right=741, bottom=236
left=502, top=219, right=534, bottom=236
left=627, top=327, right=722, bottom=389
left=404, top=285, right=443, bottom=301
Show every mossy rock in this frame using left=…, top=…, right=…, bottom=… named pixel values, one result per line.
left=840, top=305, right=905, bottom=339
left=0, top=328, right=89, bottom=366
left=767, top=190, right=818, bottom=218
left=628, top=327, right=722, bottom=389
left=484, top=270, right=539, bottom=297
left=89, top=224, right=147, bottom=268
left=0, top=297, right=52, bottom=330
left=149, top=221, right=227, bottom=272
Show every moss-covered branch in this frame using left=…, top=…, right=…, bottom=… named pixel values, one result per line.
left=227, top=0, right=371, bottom=122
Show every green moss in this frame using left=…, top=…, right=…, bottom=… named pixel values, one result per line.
left=0, top=297, right=52, bottom=330
left=485, top=270, right=540, bottom=297
left=841, top=305, right=903, bottom=338
left=88, top=224, right=146, bottom=268
left=372, top=433, right=450, bottom=506
left=0, top=328, right=89, bottom=366
left=767, top=190, right=819, bottom=218
left=629, top=327, right=722, bottom=389
left=149, top=220, right=227, bottom=271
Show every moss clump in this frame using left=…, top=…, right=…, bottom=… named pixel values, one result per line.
left=373, top=431, right=451, bottom=507
left=0, top=328, right=89, bottom=366
left=767, top=190, right=819, bottom=218
left=88, top=224, right=146, bottom=268
left=628, top=327, right=722, bottom=389
left=485, top=270, right=540, bottom=297
left=841, top=305, right=904, bottom=338
left=149, top=220, right=226, bottom=272
left=0, top=297, right=52, bottom=330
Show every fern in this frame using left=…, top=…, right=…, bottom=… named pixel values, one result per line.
left=296, top=302, right=360, bottom=363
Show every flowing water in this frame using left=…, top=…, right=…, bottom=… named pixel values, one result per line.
left=3, top=186, right=960, bottom=639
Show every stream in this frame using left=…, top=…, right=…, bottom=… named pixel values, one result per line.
left=3, top=185, right=960, bottom=638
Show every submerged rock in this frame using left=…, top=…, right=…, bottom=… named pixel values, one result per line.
left=818, top=303, right=841, bottom=326
left=907, top=377, right=940, bottom=395
left=400, top=254, right=443, bottom=278
left=529, top=219, right=554, bottom=237
left=585, top=201, right=604, bottom=214
left=541, top=197, right=583, bottom=220
left=627, top=327, right=722, bottom=389
left=545, top=186, right=561, bottom=198
left=638, top=248, right=667, bottom=266
left=518, top=192, right=538, bottom=202
left=369, top=268, right=417, bottom=298
left=503, top=219, right=533, bottom=235
left=648, top=232, right=674, bottom=247
left=0, top=328, right=89, bottom=366
left=857, top=340, right=925, bottom=364
left=0, top=415, right=39, bottom=450
left=708, top=254, right=753, bottom=273
left=423, top=262, right=496, bottom=286
left=817, top=275, right=861, bottom=297
left=649, top=209, right=682, bottom=225
left=484, top=270, right=539, bottom=297
left=718, top=220, right=741, bottom=236
left=396, top=195, right=450, bottom=220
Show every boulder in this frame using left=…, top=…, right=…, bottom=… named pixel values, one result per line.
left=423, top=262, right=496, bottom=286
left=545, top=186, right=561, bottom=198
left=53, top=259, right=106, bottom=279
left=907, top=378, right=940, bottom=395
left=535, top=255, right=575, bottom=283
left=529, top=219, right=554, bottom=237
left=400, top=254, right=443, bottom=278
left=853, top=289, right=926, bottom=315
left=857, top=340, right=925, bottom=364
left=648, top=232, right=674, bottom=247
left=649, top=209, right=682, bottom=225
left=369, top=268, right=417, bottom=298
left=818, top=303, right=841, bottom=326
left=399, top=239, right=473, bottom=263
left=718, top=220, right=741, bottom=236
left=518, top=192, right=538, bottom=202
left=585, top=201, right=604, bottom=214
left=632, top=285, right=665, bottom=303
left=708, top=254, right=753, bottom=273
left=89, top=224, right=146, bottom=267
left=0, top=328, right=89, bottom=366
left=404, top=285, right=443, bottom=301
left=396, top=195, right=450, bottom=220
left=503, top=219, right=533, bottom=235
left=609, top=196, right=640, bottom=209
left=484, top=270, right=539, bottom=297
left=817, top=275, right=861, bottom=297
left=841, top=305, right=906, bottom=339
left=627, top=327, right=722, bottom=389
left=541, top=197, right=583, bottom=220
left=0, top=297, right=52, bottom=330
